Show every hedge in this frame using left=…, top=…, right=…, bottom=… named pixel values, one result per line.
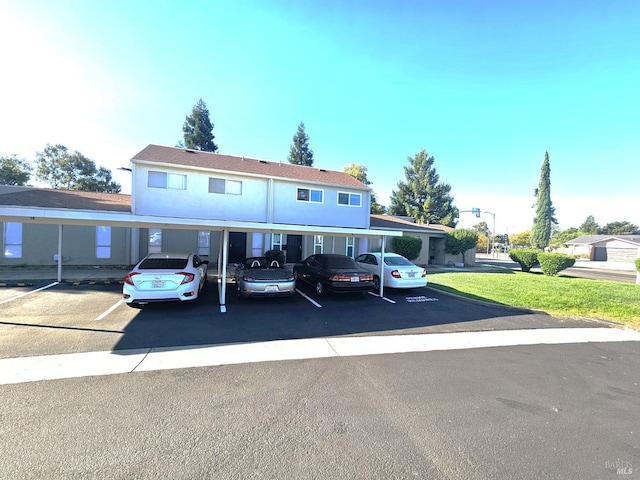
left=508, top=248, right=539, bottom=272
left=391, top=236, right=422, bottom=261
left=636, top=258, right=640, bottom=272
left=538, top=252, right=576, bottom=276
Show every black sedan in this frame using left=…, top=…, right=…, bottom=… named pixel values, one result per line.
left=293, top=254, right=374, bottom=296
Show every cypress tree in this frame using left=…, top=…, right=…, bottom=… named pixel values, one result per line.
left=531, top=151, right=557, bottom=249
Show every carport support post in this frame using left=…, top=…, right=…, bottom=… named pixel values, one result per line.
left=378, top=235, right=386, bottom=297
left=220, top=229, right=229, bottom=313
left=57, top=225, right=63, bottom=283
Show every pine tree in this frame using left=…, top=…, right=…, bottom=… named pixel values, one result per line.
left=183, top=99, right=218, bottom=152
left=288, top=122, right=314, bottom=166
left=388, top=149, right=458, bottom=226
left=531, top=151, right=557, bottom=249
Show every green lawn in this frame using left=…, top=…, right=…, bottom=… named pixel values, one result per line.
left=427, top=269, right=640, bottom=329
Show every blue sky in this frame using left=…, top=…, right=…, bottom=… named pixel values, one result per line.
left=1, top=0, right=638, bottom=234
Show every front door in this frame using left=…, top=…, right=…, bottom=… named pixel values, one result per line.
left=286, top=235, right=303, bottom=263
left=228, top=232, right=247, bottom=264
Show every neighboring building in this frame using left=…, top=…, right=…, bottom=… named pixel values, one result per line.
left=369, top=215, right=475, bottom=266
left=564, top=235, right=640, bottom=263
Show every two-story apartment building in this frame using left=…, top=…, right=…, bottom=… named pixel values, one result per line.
left=1, top=145, right=409, bottom=309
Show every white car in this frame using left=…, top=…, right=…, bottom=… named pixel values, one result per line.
left=355, top=252, right=427, bottom=290
left=122, top=253, right=208, bottom=307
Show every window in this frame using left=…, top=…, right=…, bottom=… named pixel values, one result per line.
left=338, top=192, right=362, bottom=207
left=209, top=177, right=242, bottom=195
left=4, top=222, right=22, bottom=258
left=297, top=188, right=323, bottom=203
left=148, top=228, right=162, bottom=253
left=96, top=226, right=111, bottom=259
left=198, top=231, right=210, bottom=256
left=272, top=233, right=283, bottom=251
left=346, top=237, right=355, bottom=258
left=314, top=235, right=323, bottom=254
left=148, top=171, right=186, bottom=190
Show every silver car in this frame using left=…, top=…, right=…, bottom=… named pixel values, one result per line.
left=235, top=257, right=296, bottom=299
left=122, top=253, right=208, bottom=307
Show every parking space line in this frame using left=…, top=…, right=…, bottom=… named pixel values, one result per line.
left=296, top=289, right=322, bottom=308
left=95, top=299, right=125, bottom=321
left=0, top=282, right=59, bottom=306
left=367, top=291, right=396, bottom=304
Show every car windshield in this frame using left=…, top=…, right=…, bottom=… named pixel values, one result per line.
left=139, top=258, right=189, bottom=270
left=323, top=257, right=358, bottom=269
left=383, top=256, right=414, bottom=266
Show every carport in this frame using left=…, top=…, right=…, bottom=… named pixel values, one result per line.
left=0, top=205, right=402, bottom=312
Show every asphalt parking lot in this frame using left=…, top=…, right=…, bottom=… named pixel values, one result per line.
left=0, top=278, right=601, bottom=360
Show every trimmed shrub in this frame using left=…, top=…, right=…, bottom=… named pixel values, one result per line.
left=636, top=258, right=640, bottom=272
left=264, top=249, right=285, bottom=265
left=538, top=252, right=576, bottom=276
left=508, top=248, right=539, bottom=272
left=391, top=236, right=422, bottom=261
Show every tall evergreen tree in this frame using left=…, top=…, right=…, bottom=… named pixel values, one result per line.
left=531, top=151, right=557, bottom=249
left=388, top=149, right=458, bottom=226
left=288, top=121, right=314, bottom=166
left=578, top=215, right=599, bottom=235
left=183, top=98, right=218, bottom=152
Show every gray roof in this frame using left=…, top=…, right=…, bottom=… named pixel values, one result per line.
left=369, top=214, right=451, bottom=234
left=0, top=186, right=131, bottom=212
left=132, top=144, right=370, bottom=190
left=566, top=234, right=640, bottom=246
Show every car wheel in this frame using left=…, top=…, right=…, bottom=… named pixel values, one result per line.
left=315, top=281, right=325, bottom=296
left=373, top=275, right=381, bottom=291
left=127, top=302, right=143, bottom=309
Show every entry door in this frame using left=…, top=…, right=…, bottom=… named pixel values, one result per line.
left=286, top=235, right=303, bottom=263
left=228, top=232, right=247, bottom=264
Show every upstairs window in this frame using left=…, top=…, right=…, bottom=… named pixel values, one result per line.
left=209, top=178, right=242, bottom=195
left=297, top=188, right=323, bottom=203
left=148, top=171, right=186, bottom=190
left=338, top=192, right=362, bottom=207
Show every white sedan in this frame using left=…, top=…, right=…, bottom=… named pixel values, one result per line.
left=355, top=252, right=427, bottom=290
left=122, top=253, right=208, bottom=307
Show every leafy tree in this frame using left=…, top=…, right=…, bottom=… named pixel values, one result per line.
left=472, top=221, right=490, bottom=251
left=388, top=149, right=458, bottom=226
left=288, top=121, right=314, bottom=166
left=343, top=163, right=386, bottom=214
left=75, top=166, right=121, bottom=193
left=550, top=227, right=579, bottom=248
left=510, top=231, right=532, bottom=249
left=35, top=144, right=121, bottom=193
left=599, top=221, right=639, bottom=235
left=579, top=215, right=599, bottom=235
left=531, top=151, right=557, bottom=249
left=444, top=229, right=478, bottom=265
left=0, top=155, right=31, bottom=185
left=183, top=98, right=218, bottom=152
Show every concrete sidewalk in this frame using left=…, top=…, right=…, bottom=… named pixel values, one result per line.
left=0, top=266, right=129, bottom=286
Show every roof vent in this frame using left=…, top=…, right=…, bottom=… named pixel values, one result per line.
left=319, top=168, right=327, bottom=172
left=185, top=149, right=196, bottom=154
left=259, top=160, right=267, bottom=164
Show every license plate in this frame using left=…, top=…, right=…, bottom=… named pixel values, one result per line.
left=350, top=276, right=360, bottom=282
left=265, top=285, right=278, bottom=292
left=152, top=280, right=165, bottom=288
left=408, top=272, right=415, bottom=278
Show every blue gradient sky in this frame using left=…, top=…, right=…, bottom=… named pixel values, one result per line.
left=1, top=0, right=638, bottom=233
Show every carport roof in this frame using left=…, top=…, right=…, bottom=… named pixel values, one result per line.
left=0, top=186, right=400, bottom=238
left=370, top=214, right=451, bottom=235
